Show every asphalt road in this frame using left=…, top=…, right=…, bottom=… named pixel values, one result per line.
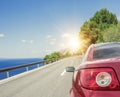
left=0, top=56, right=82, bottom=97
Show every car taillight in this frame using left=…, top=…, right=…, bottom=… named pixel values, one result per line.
left=80, top=68, right=120, bottom=90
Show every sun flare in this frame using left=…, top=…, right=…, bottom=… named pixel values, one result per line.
left=64, top=35, right=80, bottom=53
left=68, top=36, right=80, bottom=53
left=61, top=31, right=80, bottom=54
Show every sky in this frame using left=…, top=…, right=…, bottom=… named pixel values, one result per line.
left=0, top=0, right=120, bottom=58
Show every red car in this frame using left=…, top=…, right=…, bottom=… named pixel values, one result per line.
left=66, top=42, right=120, bottom=97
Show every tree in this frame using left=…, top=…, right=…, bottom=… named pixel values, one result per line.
left=102, top=23, right=120, bottom=42
left=44, top=55, right=52, bottom=60
left=79, top=8, right=118, bottom=54
left=63, top=51, right=71, bottom=57
left=43, top=52, right=63, bottom=61
left=90, top=8, right=118, bottom=29
left=81, top=8, right=118, bottom=41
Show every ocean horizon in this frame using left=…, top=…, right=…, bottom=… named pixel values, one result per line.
left=0, top=58, right=43, bottom=80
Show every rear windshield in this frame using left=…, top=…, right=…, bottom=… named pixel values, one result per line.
left=93, top=46, right=120, bottom=60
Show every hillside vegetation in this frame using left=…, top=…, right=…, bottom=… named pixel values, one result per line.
left=43, top=51, right=71, bottom=61
left=79, top=8, right=119, bottom=54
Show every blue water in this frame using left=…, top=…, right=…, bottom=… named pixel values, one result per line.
left=0, top=58, right=43, bottom=80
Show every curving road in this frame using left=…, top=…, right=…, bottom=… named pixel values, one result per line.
left=0, top=56, right=82, bottom=97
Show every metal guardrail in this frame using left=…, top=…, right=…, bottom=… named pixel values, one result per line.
left=0, top=59, right=58, bottom=78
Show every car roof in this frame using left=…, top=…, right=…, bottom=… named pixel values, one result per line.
left=93, top=42, right=120, bottom=49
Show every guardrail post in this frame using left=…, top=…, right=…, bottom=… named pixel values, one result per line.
left=37, top=64, right=39, bottom=68
left=6, top=71, right=10, bottom=78
left=26, top=67, right=29, bottom=71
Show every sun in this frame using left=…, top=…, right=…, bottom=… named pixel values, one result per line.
left=68, top=37, right=80, bottom=53
left=60, top=32, right=80, bottom=54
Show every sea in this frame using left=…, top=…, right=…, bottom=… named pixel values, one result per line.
left=0, top=58, right=43, bottom=80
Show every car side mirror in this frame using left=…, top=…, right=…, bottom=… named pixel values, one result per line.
left=66, top=67, right=75, bottom=72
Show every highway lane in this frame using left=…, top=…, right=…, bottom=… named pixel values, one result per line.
left=0, top=56, right=82, bottom=97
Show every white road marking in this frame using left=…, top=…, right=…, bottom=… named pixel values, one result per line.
left=60, top=60, right=74, bottom=76
left=60, top=69, right=66, bottom=76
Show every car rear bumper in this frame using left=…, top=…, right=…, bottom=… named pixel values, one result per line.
left=70, top=86, right=120, bottom=97
left=70, top=87, right=83, bottom=97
